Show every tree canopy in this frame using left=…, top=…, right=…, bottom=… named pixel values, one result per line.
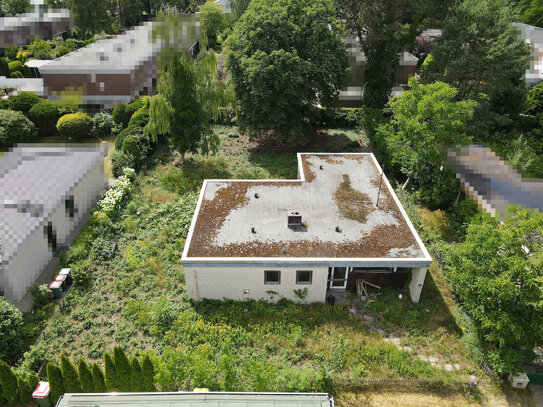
left=443, top=209, right=543, bottom=374
left=422, top=0, right=529, bottom=139
left=377, top=78, right=476, bottom=208
left=70, top=0, right=110, bottom=36
left=226, top=0, right=349, bottom=145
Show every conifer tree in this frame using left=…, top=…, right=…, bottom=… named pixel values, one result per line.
left=129, top=356, right=144, bottom=392
left=27, top=374, right=39, bottom=392
left=61, top=353, right=82, bottom=393
left=17, top=377, right=32, bottom=404
left=92, top=363, right=106, bottom=393
left=0, top=380, right=5, bottom=404
left=141, top=355, right=156, bottom=392
left=113, top=346, right=131, bottom=392
left=104, top=352, right=118, bottom=391
left=78, top=359, right=94, bottom=393
left=0, top=361, right=19, bottom=404
left=47, top=363, right=64, bottom=404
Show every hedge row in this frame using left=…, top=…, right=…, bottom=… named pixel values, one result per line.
left=46, top=347, right=155, bottom=404
left=0, top=360, right=38, bottom=405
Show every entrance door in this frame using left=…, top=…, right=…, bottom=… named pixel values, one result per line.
left=328, top=267, right=349, bottom=289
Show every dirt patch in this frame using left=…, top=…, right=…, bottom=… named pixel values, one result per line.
left=334, top=174, right=374, bottom=223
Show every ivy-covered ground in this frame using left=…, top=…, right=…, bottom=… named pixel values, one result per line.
left=17, top=126, right=534, bottom=406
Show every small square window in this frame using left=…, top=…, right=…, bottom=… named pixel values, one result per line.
left=296, top=270, right=312, bottom=284
left=265, top=270, right=280, bottom=284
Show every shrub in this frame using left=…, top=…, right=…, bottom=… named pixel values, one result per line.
left=61, top=353, right=82, bottom=393
left=93, top=112, right=117, bottom=138
left=129, top=356, right=143, bottom=392
left=115, top=124, right=140, bottom=150
left=9, top=92, right=41, bottom=115
left=10, top=71, right=23, bottom=78
left=97, top=168, right=135, bottom=216
left=104, top=352, right=117, bottom=391
left=47, top=363, right=64, bottom=404
left=0, top=58, right=9, bottom=76
left=8, top=60, right=22, bottom=74
left=128, top=107, right=150, bottom=128
left=57, top=112, right=93, bottom=141
left=318, top=108, right=363, bottom=127
left=525, top=82, right=543, bottom=115
left=141, top=355, right=156, bottom=392
left=111, top=151, right=137, bottom=178
left=92, top=363, right=106, bottom=392
left=0, top=361, right=19, bottom=404
left=21, top=64, right=31, bottom=78
left=0, top=298, right=23, bottom=364
left=0, top=109, right=37, bottom=150
left=71, top=259, right=92, bottom=287
left=17, top=377, right=32, bottom=404
left=114, top=346, right=131, bottom=392
left=26, top=283, right=53, bottom=309
left=112, top=103, right=130, bottom=128
left=0, top=99, right=10, bottom=110
left=29, top=100, right=60, bottom=136
left=78, top=359, right=94, bottom=393
left=122, top=133, right=150, bottom=166
left=27, top=374, right=39, bottom=393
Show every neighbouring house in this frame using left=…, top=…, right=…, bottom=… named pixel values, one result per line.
left=339, top=37, right=419, bottom=107
left=513, top=22, right=543, bottom=88
left=182, top=153, right=432, bottom=304
left=0, top=145, right=108, bottom=308
left=55, top=392, right=334, bottom=406
left=39, top=15, right=200, bottom=111
left=0, top=2, right=72, bottom=50
left=447, top=144, right=543, bottom=218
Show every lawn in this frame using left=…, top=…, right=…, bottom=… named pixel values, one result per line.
left=17, top=126, right=536, bottom=405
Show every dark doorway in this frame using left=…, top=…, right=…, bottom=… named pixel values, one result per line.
left=44, top=222, right=58, bottom=253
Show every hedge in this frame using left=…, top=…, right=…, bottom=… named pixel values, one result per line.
left=0, top=58, right=9, bottom=76
left=317, top=108, right=363, bottom=127
left=113, top=97, right=147, bottom=129
left=0, top=109, right=38, bottom=151
left=0, top=99, right=10, bottom=110
left=29, top=100, right=60, bottom=136
left=7, top=60, right=22, bottom=74
left=9, top=92, right=42, bottom=116
left=57, top=112, right=93, bottom=141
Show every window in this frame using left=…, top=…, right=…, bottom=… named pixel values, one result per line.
left=296, top=270, right=312, bottom=284
left=65, top=195, right=76, bottom=218
left=264, top=270, right=280, bottom=284
left=44, top=222, right=58, bottom=253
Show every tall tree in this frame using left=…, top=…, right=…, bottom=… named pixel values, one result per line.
left=78, top=359, right=94, bottom=393
left=4, top=0, right=30, bottom=15
left=422, top=0, right=529, bottom=140
left=46, top=363, right=64, bottom=404
left=118, top=0, right=143, bottom=28
left=230, top=0, right=251, bottom=20
left=70, top=0, right=110, bottom=36
left=129, top=356, right=144, bottom=391
left=377, top=78, right=476, bottom=208
left=104, top=352, right=118, bottom=391
left=0, top=297, right=23, bottom=364
left=226, top=0, right=349, bottom=145
left=522, top=0, right=543, bottom=27
left=60, top=354, right=82, bottom=393
left=17, top=377, right=32, bottom=405
left=200, top=1, right=227, bottom=49
left=113, top=346, right=132, bottom=392
left=91, top=363, right=106, bottom=393
left=335, top=0, right=451, bottom=109
left=443, top=209, right=543, bottom=374
left=141, top=355, right=156, bottom=391
left=0, top=361, right=19, bottom=404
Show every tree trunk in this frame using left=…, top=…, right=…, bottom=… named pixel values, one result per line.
left=402, top=175, right=411, bottom=191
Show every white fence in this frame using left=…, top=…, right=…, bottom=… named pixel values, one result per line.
left=0, top=76, right=45, bottom=95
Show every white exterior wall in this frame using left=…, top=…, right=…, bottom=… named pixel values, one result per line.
left=185, top=265, right=329, bottom=304
left=409, top=267, right=427, bottom=303
left=1, top=159, right=106, bottom=303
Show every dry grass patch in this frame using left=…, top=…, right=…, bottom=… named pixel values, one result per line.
left=334, top=174, right=374, bottom=223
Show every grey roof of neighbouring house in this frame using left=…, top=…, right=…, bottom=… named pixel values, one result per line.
left=0, top=145, right=107, bottom=266
left=447, top=144, right=543, bottom=218
left=56, top=392, right=334, bottom=407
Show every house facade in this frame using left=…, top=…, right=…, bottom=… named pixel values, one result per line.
left=0, top=145, right=108, bottom=306
left=182, top=153, right=432, bottom=304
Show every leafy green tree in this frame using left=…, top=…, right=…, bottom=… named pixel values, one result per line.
left=422, top=0, right=529, bottom=139
left=377, top=78, right=476, bottom=208
left=47, top=363, right=64, bottom=404
left=113, top=346, right=131, bottom=392
left=27, top=38, right=55, bottom=60
left=17, top=377, right=32, bottom=404
left=200, top=1, right=227, bottom=49
left=70, top=0, right=110, bottom=36
left=141, top=355, right=156, bottom=391
left=119, top=0, right=143, bottom=28
left=523, top=0, right=543, bottom=27
left=0, top=361, right=19, bottom=404
left=129, top=356, right=144, bottom=391
left=0, top=298, right=24, bottom=364
left=104, top=352, right=118, bottom=391
left=226, top=0, right=349, bottom=145
left=61, top=354, right=82, bottom=393
left=78, top=359, right=94, bottom=393
left=335, top=0, right=451, bottom=109
left=91, top=363, right=106, bottom=393
left=4, top=0, right=30, bottom=15
left=0, top=109, right=38, bottom=150
left=145, top=56, right=214, bottom=164
left=525, top=82, right=543, bottom=115
left=230, top=0, right=251, bottom=20
left=443, top=209, right=543, bottom=374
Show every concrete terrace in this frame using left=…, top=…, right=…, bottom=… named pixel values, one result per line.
left=184, top=153, right=430, bottom=261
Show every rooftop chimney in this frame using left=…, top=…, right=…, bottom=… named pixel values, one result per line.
left=287, top=211, right=302, bottom=228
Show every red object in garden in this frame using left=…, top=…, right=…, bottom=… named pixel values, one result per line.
left=32, top=382, right=50, bottom=398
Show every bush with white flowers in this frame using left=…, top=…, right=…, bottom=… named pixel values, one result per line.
left=97, top=168, right=136, bottom=216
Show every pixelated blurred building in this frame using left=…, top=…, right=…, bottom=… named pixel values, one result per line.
left=513, top=22, right=543, bottom=88
left=39, top=15, right=200, bottom=111
left=0, top=145, right=108, bottom=307
left=447, top=144, right=543, bottom=218
left=0, top=1, right=72, bottom=50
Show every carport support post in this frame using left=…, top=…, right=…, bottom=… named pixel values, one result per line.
left=409, top=267, right=427, bottom=303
